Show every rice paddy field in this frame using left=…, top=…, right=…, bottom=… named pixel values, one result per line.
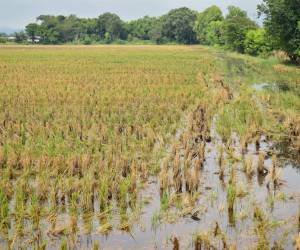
left=0, top=45, right=299, bottom=249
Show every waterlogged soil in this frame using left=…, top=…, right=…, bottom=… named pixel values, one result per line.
left=252, top=83, right=275, bottom=91
left=1, top=46, right=300, bottom=250
left=252, top=82, right=294, bottom=93
left=4, top=121, right=298, bottom=250
left=1, top=81, right=299, bottom=249
left=93, top=139, right=300, bottom=250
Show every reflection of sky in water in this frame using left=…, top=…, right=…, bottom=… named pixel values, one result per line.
left=77, top=136, right=300, bottom=250
left=1, top=116, right=299, bottom=250
left=252, top=83, right=279, bottom=91
left=283, top=163, right=300, bottom=190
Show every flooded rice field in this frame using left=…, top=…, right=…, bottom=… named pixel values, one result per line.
left=0, top=46, right=299, bottom=249
left=2, top=115, right=299, bottom=250
left=93, top=119, right=300, bottom=250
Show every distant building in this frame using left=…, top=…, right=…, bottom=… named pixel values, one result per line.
left=27, top=36, right=41, bottom=43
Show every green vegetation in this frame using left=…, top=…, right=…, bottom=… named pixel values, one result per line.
left=193, top=5, right=224, bottom=45
left=0, top=44, right=299, bottom=248
left=222, top=6, right=258, bottom=53
left=1, top=0, right=298, bottom=63
left=258, top=0, right=300, bottom=62
left=161, top=7, right=197, bottom=44
left=244, top=28, right=273, bottom=56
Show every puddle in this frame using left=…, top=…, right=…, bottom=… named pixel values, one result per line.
left=252, top=82, right=293, bottom=93
left=252, top=83, right=277, bottom=91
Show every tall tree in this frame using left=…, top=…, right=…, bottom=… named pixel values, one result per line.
left=223, top=6, right=257, bottom=53
left=79, top=18, right=98, bottom=37
left=127, top=16, right=157, bottom=40
left=97, top=13, right=127, bottom=41
left=57, top=15, right=81, bottom=42
left=25, top=23, right=40, bottom=43
left=194, top=6, right=224, bottom=45
left=258, top=0, right=300, bottom=63
left=148, top=18, right=164, bottom=44
left=205, top=20, right=225, bottom=45
left=37, top=15, right=61, bottom=43
left=162, top=7, right=197, bottom=44
left=14, top=31, right=27, bottom=43
left=36, top=15, right=82, bottom=43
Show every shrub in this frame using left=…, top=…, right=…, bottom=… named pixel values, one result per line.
left=0, top=37, right=7, bottom=43
left=83, top=36, right=92, bottom=45
left=244, top=29, right=273, bottom=56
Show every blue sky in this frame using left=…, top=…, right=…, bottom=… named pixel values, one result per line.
left=0, top=0, right=262, bottom=31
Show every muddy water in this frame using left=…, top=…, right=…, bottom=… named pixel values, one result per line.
left=1, top=121, right=299, bottom=250
left=252, top=83, right=273, bottom=91
left=252, top=82, right=289, bottom=93
left=48, top=124, right=300, bottom=249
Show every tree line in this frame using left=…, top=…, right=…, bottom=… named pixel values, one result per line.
left=1, top=0, right=299, bottom=62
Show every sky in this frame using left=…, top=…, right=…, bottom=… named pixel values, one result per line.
left=0, top=0, right=262, bottom=32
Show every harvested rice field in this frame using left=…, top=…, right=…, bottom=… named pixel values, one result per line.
left=0, top=45, right=299, bottom=249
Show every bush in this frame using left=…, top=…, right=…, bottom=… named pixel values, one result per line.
left=244, top=29, right=273, bottom=56
left=104, top=32, right=112, bottom=44
left=206, top=20, right=225, bottom=46
left=83, top=36, right=92, bottom=45
left=0, top=37, right=7, bottom=43
left=113, top=39, right=127, bottom=45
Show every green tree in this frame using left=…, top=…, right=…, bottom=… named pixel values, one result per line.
left=97, top=13, right=127, bottom=41
left=127, top=16, right=157, bottom=40
left=0, top=33, right=7, bottom=43
left=14, top=31, right=27, bottom=43
left=104, top=32, right=112, bottom=44
left=0, top=38, right=6, bottom=44
left=37, top=15, right=61, bottom=43
left=258, top=0, right=300, bottom=63
left=36, top=15, right=81, bottom=43
left=148, top=18, right=165, bottom=44
left=244, top=28, right=273, bottom=56
left=205, top=20, right=225, bottom=45
left=58, top=15, right=81, bottom=42
left=194, top=5, right=224, bottom=44
left=79, top=18, right=98, bottom=38
left=223, top=6, right=257, bottom=53
left=25, top=23, right=40, bottom=43
left=162, top=7, right=197, bottom=44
